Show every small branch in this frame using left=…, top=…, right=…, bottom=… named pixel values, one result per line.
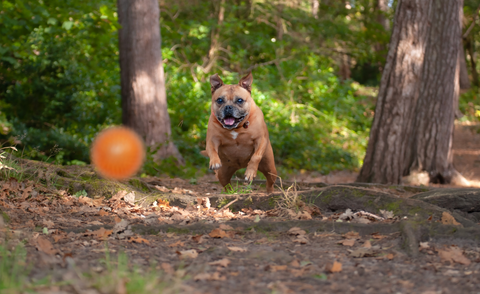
left=463, top=3, right=480, bottom=39
left=217, top=198, right=238, bottom=213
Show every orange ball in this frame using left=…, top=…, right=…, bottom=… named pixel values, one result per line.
left=90, top=126, right=145, bottom=180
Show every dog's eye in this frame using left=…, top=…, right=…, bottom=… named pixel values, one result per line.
left=236, top=98, right=244, bottom=104
left=216, top=98, right=224, bottom=104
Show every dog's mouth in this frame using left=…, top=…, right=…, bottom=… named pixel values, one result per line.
left=220, top=115, right=245, bottom=129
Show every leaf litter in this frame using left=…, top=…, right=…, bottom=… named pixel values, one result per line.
left=0, top=176, right=479, bottom=293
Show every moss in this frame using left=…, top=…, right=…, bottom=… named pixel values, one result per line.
left=243, top=197, right=254, bottom=207
left=320, top=190, right=334, bottom=203
left=351, top=188, right=367, bottom=198
left=268, top=195, right=281, bottom=208
left=56, top=169, right=73, bottom=178
left=217, top=197, right=230, bottom=209
left=1, top=211, right=10, bottom=223
left=166, top=227, right=190, bottom=234
left=129, top=179, right=150, bottom=193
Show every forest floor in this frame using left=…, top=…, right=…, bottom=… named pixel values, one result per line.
left=1, top=123, right=480, bottom=294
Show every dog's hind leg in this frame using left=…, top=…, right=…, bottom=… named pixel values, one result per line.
left=216, top=165, right=238, bottom=191
left=258, top=144, right=277, bottom=194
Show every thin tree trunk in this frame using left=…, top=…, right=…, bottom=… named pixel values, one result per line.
left=466, top=38, right=479, bottom=87
left=459, top=39, right=471, bottom=90
left=312, top=0, right=319, bottom=19
left=117, top=0, right=183, bottom=163
left=358, top=0, right=465, bottom=185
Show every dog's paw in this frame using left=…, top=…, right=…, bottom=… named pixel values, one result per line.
left=209, top=158, right=222, bottom=170
left=244, top=168, right=257, bottom=182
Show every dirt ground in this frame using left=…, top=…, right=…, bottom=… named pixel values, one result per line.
left=1, top=123, right=480, bottom=294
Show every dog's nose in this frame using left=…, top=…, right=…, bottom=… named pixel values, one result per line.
left=224, top=105, right=233, bottom=115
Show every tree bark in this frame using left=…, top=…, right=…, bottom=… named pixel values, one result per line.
left=358, top=0, right=464, bottom=185
left=117, top=0, right=183, bottom=163
left=459, top=39, right=471, bottom=90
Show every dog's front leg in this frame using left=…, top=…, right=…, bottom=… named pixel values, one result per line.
left=206, top=136, right=222, bottom=170
left=245, top=137, right=267, bottom=182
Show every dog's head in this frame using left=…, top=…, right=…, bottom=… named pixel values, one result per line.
left=209, top=73, right=253, bottom=130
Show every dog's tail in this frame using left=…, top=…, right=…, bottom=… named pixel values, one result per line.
left=200, top=150, right=208, bottom=157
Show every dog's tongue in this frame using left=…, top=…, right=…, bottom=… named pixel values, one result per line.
left=224, top=117, right=235, bottom=126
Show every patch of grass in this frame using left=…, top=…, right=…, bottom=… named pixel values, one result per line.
left=166, top=227, right=190, bottom=234
left=222, top=182, right=253, bottom=194
left=88, top=250, right=174, bottom=294
left=0, top=245, right=30, bottom=292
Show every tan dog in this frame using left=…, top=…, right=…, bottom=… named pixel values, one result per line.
left=201, top=72, right=277, bottom=193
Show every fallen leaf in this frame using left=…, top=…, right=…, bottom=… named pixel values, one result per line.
left=160, top=263, right=174, bottom=275
left=192, top=234, right=205, bottom=243
left=290, top=259, right=300, bottom=268
left=419, top=242, right=430, bottom=250
left=124, top=192, right=135, bottom=205
left=85, top=227, right=113, bottom=240
left=343, top=231, right=359, bottom=239
left=269, top=265, right=287, bottom=272
left=441, top=212, right=462, bottom=226
left=128, top=236, right=150, bottom=245
left=99, top=210, right=109, bottom=217
left=288, top=227, right=306, bottom=236
left=194, top=272, right=225, bottom=281
left=114, top=216, right=122, bottom=223
left=53, top=234, right=65, bottom=243
left=228, top=246, right=247, bottom=252
left=325, top=261, right=342, bottom=273
left=209, top=228, right=229, bottom=238
left=111, top=190, right=128, bottom=202
left=176, top=249, right=198, bottom=259
left=43, top=220, right=54, bottom=228
left=89, top=221, right=104, bottom=225
left=36, top=236, right=56, bottom=255
left=349, top=247, right=379, bottom=258
left=386, top=253, right=395, bottom=260
left=168, top=240, right=185, bottom=248
left=362, top=240, right=372, bottom=248
left=294, top=235, right=309, bottom=244
left=371, top=233, right=386, bottom=239
left=209, top=258, right=230, bottom=267
left=219, top=224, right=234, bottom=231
left=339, top=239, right=355, bottom=247
left=437, top=246, right=471, bottom=266
left=380, top=210, right=395, bottom=219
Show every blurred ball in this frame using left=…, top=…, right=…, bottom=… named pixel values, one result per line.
left=90, top=126, right=145, bottom=180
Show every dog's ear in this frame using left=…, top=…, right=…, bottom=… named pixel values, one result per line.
left=239, top=72, right=253, bottom=93
left=210, top=74, right=224, bottom=94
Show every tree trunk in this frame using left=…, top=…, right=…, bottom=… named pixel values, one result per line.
left=459, top=39, right=471, bottom=90
left=117, top=0, right=183, bottom=163
left=357, top=0, right=464, bottom=185
left=466, top=37, right=480, bottom=87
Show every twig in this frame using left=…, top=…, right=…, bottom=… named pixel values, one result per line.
left=217, top=198, right=238, bottom=213
left=463, top=3, right=480, bottom=39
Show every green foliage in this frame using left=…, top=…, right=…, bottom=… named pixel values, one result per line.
left=73, top=189, right=88, bottom=198
left=1, top=0, right=394, bottom=176
left=0, top=245, right=29, bottom=292
left=222, top=182, right=253, bottom=194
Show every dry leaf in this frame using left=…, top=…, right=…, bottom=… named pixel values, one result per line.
left=124, top=192, right=135, bottom=205
left=371, top=233, right=386, bottom=239
left=36, top=236, right=56, bottom=255
left=219, top=224, right=234, bottom=231
left=209, top=258, right=230, bottom=267
left=289, top=259, right=300, bottom=268
left=168, top=240, right=185, bottom=248
left=343, top=231, right=360, bottom=239
left=89, top=221, right=104, bottom=225
left=177, top=249, right=198, bottom=259
left=362, top=240, right=372, bottom=248
left=269, top=265, right=287, bottom=272
left=419, top=242, right=430, bottom=250
left=128, top=236, right=150, bottom=245
left=386, top=253, right=395, bottom=260
left=191, top=234, right=204, bottom=243
left=111, top=190, right=128, bottom=202
left=194, top=272, right=225, bottom=281
left=52, top=234, right=64, bottom=243
left=288, top=227, right=306, bottom=236
left=160, top=263, right=174, bottom=275
left=293, top=235, right=309, bottom=244
left=325, top=261, right=342, bottom=273
left=43, top=220, right=54, bottom=228
left=441, top=212, right=462, bottom=226
left=114, top=216, right=122, bottom=223
left=209, top=228, right=228, bottom=238
left=99, top=210, right=109, bottom=217
left=228, top=246, right=247, bottom=252
left=437, top=246, right=471, bottom=266
left=339, top=239, right=355, bottom=247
